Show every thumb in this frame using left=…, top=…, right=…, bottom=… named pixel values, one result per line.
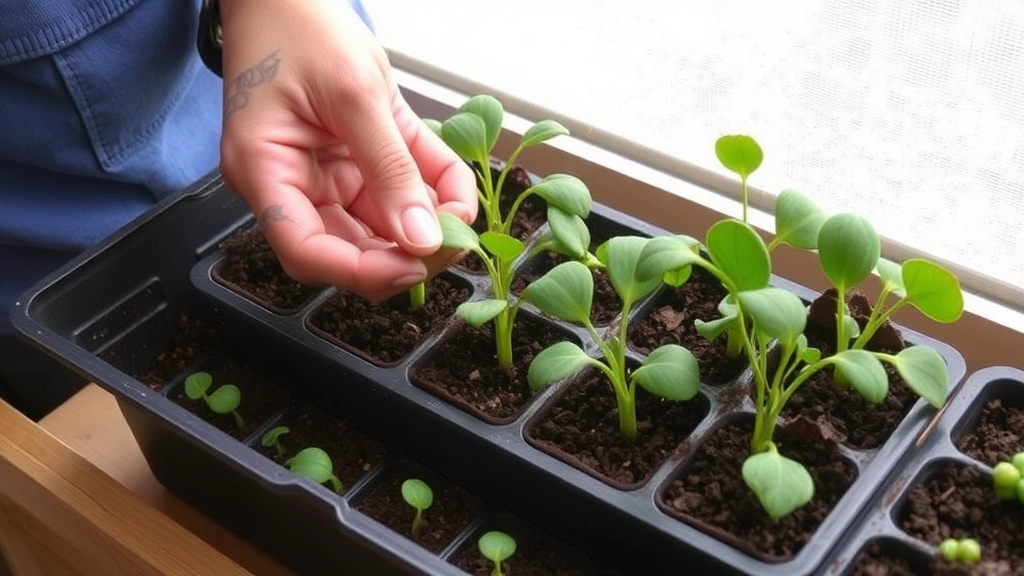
left=341, top=103, right=443, bottom=257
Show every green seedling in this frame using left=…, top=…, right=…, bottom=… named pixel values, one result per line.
left=939, top=537, right=981, bottom=565
left=400, top=478, right=433, bottom=539
left=409, top=281, right=427, bottom=311
left=184, top=371, right=245, bottom=430
left=992, top=451, right=1024, bottom=502
left=286, top=447, right=342, bottom=493
left=525, top=236, right=700, bottom=441
left=429, top=95, right=592, bottom=368
left=635, top=134, right=961, bottom=519
left=260, top=425, right=290, bottom=458
left=477, top=530, right=516, bottom=576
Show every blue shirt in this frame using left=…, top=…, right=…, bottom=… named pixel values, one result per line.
left=0, top=0, right=371, bottom=337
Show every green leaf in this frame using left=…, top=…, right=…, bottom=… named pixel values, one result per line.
left=458, top=95, right=503, bottom=154
left=520, top=119, right=569, bottom=148
left=528, top=174, right=592, bottom=218
left=439, top=212, right=480, bottom=252
left=635, top=235, right=703, bottom=284
left=706, top=219, right=771, bottom=291
left=528, top=341, right=595, bottom=389
left=457, top=299, right=508, bottom=327
left=546, top=208, right=590, bottom=259
left=715, top=135, right=763, bottom=179
left=401, top=478, right=434, bottom=511
left=423, top=118, right=442, bottom=138
left=695, top=314, right=735, bottom=341
left=601, top=236, right=661, bottom=305
left=287, top=447, right=335, bottom=485
left=736, top=288, right=807, bottom=346
left=261, top=426, right=289, bottom=448
left=480, top=231, right=525, bottom=261
left=799, top=337, right=821, bottom=364
left=441, top=112, right=488, bottom=164
left=888, top=346, right=949, bottom=408
left=478, top=531, right=517, bottom=564
left=695, top=297, right=739, bottom=340
left=184, top=371, right=213, bottom=400
left=817, top=213, right=880, bottom=291
left=901, top=259, right=963, bottom=323
left=632, top=345, right=700, bottom=401
left=773, top=189, right=827, bottom=250
left=206, top=384, right=241, bottom=414
left=830, top=350, right=888, bottom=404
left=743, top=446, right=814, bottom=519
left=523, top=261, right=593, bottom=324
left=875, top=258, right=904, bottom=296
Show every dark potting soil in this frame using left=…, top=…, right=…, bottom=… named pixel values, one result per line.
left=896, top=462, right=1024, bottom=576
left=955, top=395, right=1024, bottom=466
left=135, top=311, right=224, bottom=391
left=351, top=462, right=483, bottom=554
left=452, top=518, right=594, bottom=576
left=214, top=225, right=322, bottom=313
left=848, top=539, right=932, bottom=576
left=170, top=355, right=289, bottom=440
left=778, top=334, right=918, bottom=451
left=659, top=416, right=858, bottom=561
left=627, top=266, right=748, bottom=386
left=257, top=406, right=385, bottom=493
left=306, top=272, right=470, bottom=365
left=525, top=368, right=711, bottom=488
left=785, top=288, right=918, bottom=450
left=409, top=313, right=573, bottom=423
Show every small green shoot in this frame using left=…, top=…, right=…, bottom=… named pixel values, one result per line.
left=634, top=134, right=963, bottom=519
left=430, top=95, right=592, bottom=369
left=401, top=478, right=433, bottom=539
left=992, top=451, right=1024, bottom=503
left=260, top=425, right=290, bottom=458
left=184, top=371, right=245, bottom=430
left=938, top=537, right=981, bottom=565
left=715, top=135, right=763, bottom=223
left=409, top=281, right=427, bottom=311
left=478, top=530, right=516, bottom=576
left=525, top=236, right=700, bottom=441
left=286, top=447, right=342, bottom=493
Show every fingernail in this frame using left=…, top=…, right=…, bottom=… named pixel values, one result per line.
left=402, top=206, right=442, bottom=248
left=392, top=272, right=427, bottom=289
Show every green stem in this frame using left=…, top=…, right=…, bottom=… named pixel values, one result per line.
left=328, top=474, right=343, bottom=494
left=231, top=410, right=246, bottom=431
left=852, top=298, right=903, bottom=350
left=494, top=309, right=514, bottom=368
left=616, top=388, right=638, bottom=441
left=409, top=282, right=426, bottom=310
left=835, top=285, right=849, bottom=353
left=741, top=175, right=749, bottom=223
left=411, top=510, right=424, bottom=539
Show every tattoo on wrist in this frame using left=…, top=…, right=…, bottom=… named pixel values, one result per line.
left=259, top=205, right=292, bottom=227
left=225, top=49, right=282, bottom=117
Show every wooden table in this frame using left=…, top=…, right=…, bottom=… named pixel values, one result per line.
left=0, top=384, right=294, bottom=576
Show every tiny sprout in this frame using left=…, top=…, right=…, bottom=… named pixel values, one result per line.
left=400, top=478, right=434, bottom=539
left=478, top=530, right=516, bottom=576
left=260, top=425, right=290, bottom=458
left=184, top=371, right=246, bottom=430
left=992, top=451, right=1024, bottom=503
left=939, top=537, right=981, bottom=565
left=286, top=447, right=342, bottom=493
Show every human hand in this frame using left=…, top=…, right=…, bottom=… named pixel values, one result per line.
left=217, top=0, right=477, bottom=302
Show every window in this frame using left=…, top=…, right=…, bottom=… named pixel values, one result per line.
left=367, top=0, right=1024, bottom=312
